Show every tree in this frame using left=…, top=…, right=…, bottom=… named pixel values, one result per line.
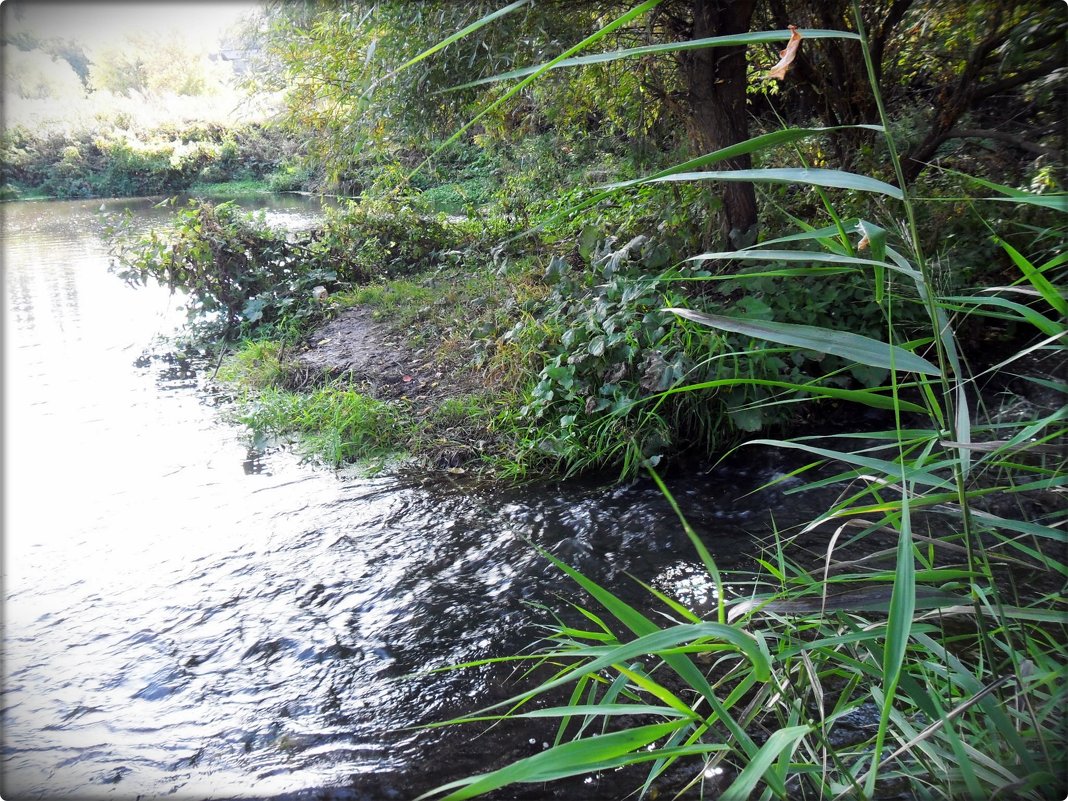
left=88, top=33, right=217, bottom=98
left=87, top=43, right=149, bottom=96
left=2, top=43, right=85, bottom=100
left=246, top=1, right=586, bottom=190
left=254, top=0, right=1064, bottom=236
left=662, top=0, right=759, bottom=247
left=758, top=0, right=1065, bottom=178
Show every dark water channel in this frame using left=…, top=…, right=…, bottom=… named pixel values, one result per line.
left=3, top=197, right=818, bottom=800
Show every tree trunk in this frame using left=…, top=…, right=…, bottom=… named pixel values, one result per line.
left=683, top=0, right=758, bottom=248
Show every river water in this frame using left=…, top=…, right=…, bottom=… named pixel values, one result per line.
left=2, top=196, right=810, bottom=800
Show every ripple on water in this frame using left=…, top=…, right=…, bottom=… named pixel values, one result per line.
left=2, top=198, right=827, bottom=799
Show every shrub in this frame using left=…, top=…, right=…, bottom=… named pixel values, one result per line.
left=107, top=196, right=475, bottom=341
left=2, top=120, right=291, bottom=199
left=107, top=199, right=309, bottom=338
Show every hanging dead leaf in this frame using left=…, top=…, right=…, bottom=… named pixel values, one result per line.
left=766, top=25, right=802, bottom=81
left=858, top=234, right=871, bottom=251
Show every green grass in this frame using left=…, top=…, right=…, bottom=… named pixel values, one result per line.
left=331, top=280, right=436, bottom=326
left=188, top=178, right=272, bottom=196
left=236, top=384, right=403, bottom=467
left=217, top=340, right=293, bottom=388
left=419, top=176, right=497, bottom=214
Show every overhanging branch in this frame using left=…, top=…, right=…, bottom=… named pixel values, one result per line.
left=943, top=128, right=1061, bottom=158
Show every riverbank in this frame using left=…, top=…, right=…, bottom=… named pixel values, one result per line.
left=0, top=119, right=299, bottom=201
left=221, top=296, right=506, bottom=473
left=134, top=177, right=1055, bottom=491
left=104, top=187, right=1067, bottom=800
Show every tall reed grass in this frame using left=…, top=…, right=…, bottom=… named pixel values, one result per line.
left=402, top=2, right=1065, bottom=799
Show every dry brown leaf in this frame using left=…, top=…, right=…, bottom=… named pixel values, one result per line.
left=766, top=25, right=802, bottom=81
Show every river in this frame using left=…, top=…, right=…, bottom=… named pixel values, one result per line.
left=2, top=196, right=812, bottom=800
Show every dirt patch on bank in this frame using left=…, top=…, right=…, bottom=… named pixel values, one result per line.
left=289, top=305, right=499, bottom=468
left=293, top=306, right=480, bottom=402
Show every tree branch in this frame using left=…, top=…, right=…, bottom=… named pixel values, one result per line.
left=870, top=0, right=914, bottom=81
left=944, top=128, right=1061, bottom=157
left=975, top=54, right=1066, bottom=100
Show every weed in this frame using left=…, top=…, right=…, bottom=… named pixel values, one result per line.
left=216, top=340, right=293, bottom=389
left=236, top=385, right=401, bottom=467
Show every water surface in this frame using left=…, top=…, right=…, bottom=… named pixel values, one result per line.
left=2, top=196, right=805, bottom=800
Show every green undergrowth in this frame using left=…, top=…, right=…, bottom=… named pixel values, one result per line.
left=188, top=178, right=272, bottom=196
left=213, top=257, right=533, bottom=470
left=2, top=120, right=292, bottom=200
left=361, top=6, right=1068, bottom=801
left=128, top=178, right=1025, bottom=481
left=219, top=359, right=505, bottom=472
left=239, top=384, right=401, bottom=468
left=213, top=241, right=901, bottom=477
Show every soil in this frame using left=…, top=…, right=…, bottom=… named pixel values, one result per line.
left=289, top=306, right=497, bottom=468
left=293, top=306, right=481, bottom=403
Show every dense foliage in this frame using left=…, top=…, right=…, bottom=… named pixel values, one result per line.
left=1, top=121, right=294, bottom=199
left=249, top=0, right=1063, bottom=234
left=0, top=10, right=288, bottom=200
left=107, top=195, right=471, bottom=339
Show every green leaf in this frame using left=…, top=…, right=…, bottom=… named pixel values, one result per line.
left=996, top=237, right=1068, bottom=317
left=867, top=506, right=915, bottom=797
left=755, top=219, right=860, bottom=248
left=685, top=247, right=920, bottom=280
left=941, top=508, right=1067, bottom=543
left=666, top=308, right=941, bottom=375
left=242, top=297, right=265, bottom=323
left=648, top=468, right=725, bottom=623
left=883, top=515, right=916, bottom=693
left=534, top=548, right=774, bottom=788
left=408, top=0, right=665, bottom=180
left=440, top=29, right=860, bottom=92
left=858, top=219, right=888, bottom=304
left=387, top=1, right=530, bottom=78
left=744, top=439, right=951, bottom=489
left=941, top=294, right=1064, bottom=337
left=666, top=265, right=856, bottom=280
left=657, top=376, right=927, bottom=414
left=944, top=169, right=1068, bottom=213
left=633, top=168, right=903, bottom=200
left=525, top=129, right=883, bottom=238
left=721, top=725, right=810, bottom=801
left=416, top=722, right=684, bottom=800
left=528, top=622, right=772, bottom=689
left=514, top=703, right=691, bottom=719
left=727, top=404, right=764, bottom=432
left=856, top=219, right=887, bottom=262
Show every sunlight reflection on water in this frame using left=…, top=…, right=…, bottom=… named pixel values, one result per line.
left=1, top=196, right=803, bottom=800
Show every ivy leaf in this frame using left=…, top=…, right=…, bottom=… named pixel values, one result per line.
left=242, top=297, right=265, bottom=323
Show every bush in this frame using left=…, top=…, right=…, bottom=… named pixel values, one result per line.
left=107, top=196, right=474, bottom=341
left=2, top=121, right=291, bottom=199
left=107, top=199, right=308, bottom=338
left=299, top=197, right=464, bottom=281
left=266, top=160, right=315, bottom=192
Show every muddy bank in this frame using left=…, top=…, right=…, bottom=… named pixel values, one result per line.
left=279, top=306, right=499, bottom=469
left=293, top=308, right=456, bottom=401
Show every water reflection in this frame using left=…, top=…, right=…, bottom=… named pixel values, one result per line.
left=1, top=195, right=809, bottom=800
